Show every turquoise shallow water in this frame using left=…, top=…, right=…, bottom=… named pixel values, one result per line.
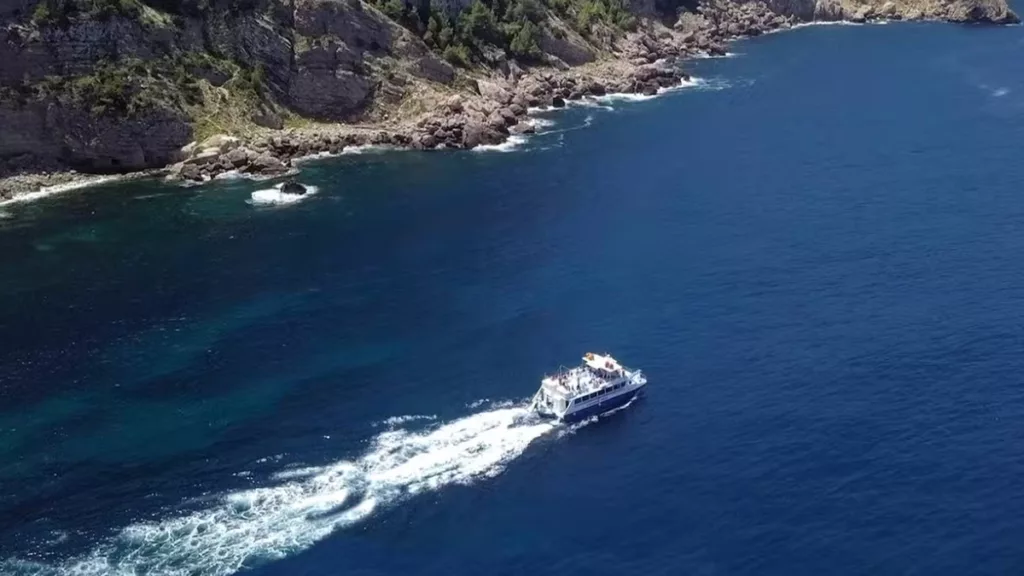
left=3, top=20, right=1024, bottom=576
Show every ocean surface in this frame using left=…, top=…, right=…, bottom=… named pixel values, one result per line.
left=3, top=20, right=1024, bottom=576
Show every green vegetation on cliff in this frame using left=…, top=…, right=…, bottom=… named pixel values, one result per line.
left=367, top=0, right=638, bottom=68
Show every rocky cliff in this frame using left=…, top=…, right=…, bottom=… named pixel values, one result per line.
left=0, top=0, right=1017, bottom=194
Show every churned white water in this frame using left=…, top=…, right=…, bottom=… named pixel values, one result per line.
left=7, top=403, right=555, bottom=576
left=248, top=184, right=319, bottom=207
left=472, top=135, right=529, bottom=153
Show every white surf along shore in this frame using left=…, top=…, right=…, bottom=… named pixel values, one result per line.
left=0, top=75, right=718, bottom=208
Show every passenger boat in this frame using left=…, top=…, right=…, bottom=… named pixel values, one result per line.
left=530, top=353, right=647, bottom=422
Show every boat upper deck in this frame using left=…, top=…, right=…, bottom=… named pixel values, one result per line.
left=541, top=353, right=629, bottom=399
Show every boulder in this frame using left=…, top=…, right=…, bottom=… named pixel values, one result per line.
left=185, top=147, right=221, bottom=165
left=180, top=163, right=202, bottom=181
left=252, top=108, right=284, bottom=130
left=410, top=55, right=456, bottom=84
left=509, top=123, right=536, bottom=135
left=486, top=111, right=510, bottom=132
left=199, top=134, right=241, bottom=154
left=446, top=95, right=464, bottom=113
left=509, top=102, right=527, bottom=116
left=851, top=5, right=875, bottom=22
left=499, top=107, right=518, bottom=125
left=537, top=27, right=596, bottom=66
left=250, top=152, right=287, bottom=174
left=477, top=80, right=513, bottom=105
left=280, top=179, right=307, bottom=195
left=224, top=147, right=250, bottom=168
left=552, top=96, right=566, bottom=108
left=462, top=120, right=504, bottom=148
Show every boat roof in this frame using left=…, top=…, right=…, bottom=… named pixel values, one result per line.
left=583, top=352, right=622, bottom=372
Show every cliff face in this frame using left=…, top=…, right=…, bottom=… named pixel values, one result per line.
left=0, top=0, right=457, bottom=175
left=0, top=0, right=1017, bottom=183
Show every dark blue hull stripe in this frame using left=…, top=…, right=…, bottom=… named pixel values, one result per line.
left=560, top=388, right=642, bottom=423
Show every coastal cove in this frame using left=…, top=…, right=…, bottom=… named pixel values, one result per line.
left=4, top=18, right=1024, bottom=576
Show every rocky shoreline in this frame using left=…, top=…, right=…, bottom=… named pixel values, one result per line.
left=0, top=0, right=1017, bottom=202
left=164, top=58, right=693, bottom=185
left=145, top=1, right=806, bottom=185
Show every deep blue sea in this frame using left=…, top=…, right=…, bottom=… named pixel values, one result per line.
left=3, top=20, right=1024, bottom=576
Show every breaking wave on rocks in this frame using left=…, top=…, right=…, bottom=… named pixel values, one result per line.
left=248, top=183, right=320, bottom=207
left=472, top=135, right=530, bottom=153
left=0, top=175, right=123, bottom=208
left=2, top=402, right=557, bottom=576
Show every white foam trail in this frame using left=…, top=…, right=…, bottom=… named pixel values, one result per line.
left=248, top=184, right=320, bottom=207
left=375, top=414, right=438, bottom=427
left=993, top=87, right=1010, bottom=97
left=0, top=175, right=121, bottom=207
left=472, top=135, right=528, bottom=153
left=6, top=404, right=554, bottom=576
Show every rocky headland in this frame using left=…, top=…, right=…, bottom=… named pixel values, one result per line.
left=0, top=0, right=1017, bottom=199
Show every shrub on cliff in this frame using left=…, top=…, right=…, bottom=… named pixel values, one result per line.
left=506, top=0, right=545, bottom=23
left=572, top=0, right=636, bottom=36
left=442, top=44, right=473, bottom=68
left=507, top=19, right=542, bottom=60
left=31, top=0, right=141, bottom=25
left=457, top=0, right=503, bottom=47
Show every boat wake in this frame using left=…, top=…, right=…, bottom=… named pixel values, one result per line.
left=2, top=403, right=556, bottom=576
